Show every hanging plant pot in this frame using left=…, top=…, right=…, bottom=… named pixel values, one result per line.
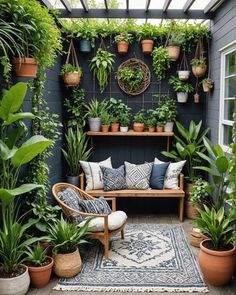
left=192, top=64, right=207, bottom=78
left=12, top=57, right=38, bottom=78
left=194, top=93, right=200, bottom=103
left=177, top=92, right=188, bottom=103
left=117, top=41, right=129, bottom=54
left=178, top=70, right=190, bottom=81
left=164, top=122, right=174, bottom=132
left=165, top=46, right=180, bottom=61
left=202, top=79, right=214, bottom=92
left=63, top=72, right=81, bottom=87
left=133, top=123, right=144, bottom=132
left=79, top=40, right=91, bottom=52
left=141, top=39, right=154, bottom=54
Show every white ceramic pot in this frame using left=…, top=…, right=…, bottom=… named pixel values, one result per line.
left=88, top=117, right=101, bottom=132
left=0, top=265, right=30, bottom=295
left=164, top=122, right=174, bottom=132
left=177, top=92, right=188, bottom=103
left=120, top=126, right=129, bottom=132
left=177, top=70, right=190, bottom=81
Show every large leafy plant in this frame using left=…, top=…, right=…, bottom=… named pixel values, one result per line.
left=162, top=120, right=209, bottom=181
left=90, top=48, right=115, bottom=93
left=169, top=76, right=194, bottom=93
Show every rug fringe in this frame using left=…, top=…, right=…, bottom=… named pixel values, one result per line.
left=54, top=285, right=209, bottom=293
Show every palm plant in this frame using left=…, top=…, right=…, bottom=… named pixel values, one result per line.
left=61, top=127, right=92, bottom=177
left=25, top=242, right=49, bottom=267
left=85, top=98, right=110, bottom=118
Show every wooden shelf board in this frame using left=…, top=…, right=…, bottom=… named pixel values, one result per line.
left=87, top=131, right=174, bottom=137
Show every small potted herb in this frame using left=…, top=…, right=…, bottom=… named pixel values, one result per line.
left=100, top=111, right=111, bottom=132
left=201, top=78, right=214, bottom=92
left=133, top=109, right=146, bottom=132
left=166, top=32, right=185, bottom=61
left=169, top=76, right=194, bottom=103
left=146, top=109, right=156, bottom=132
left=153, top=107, right=166, bottom=132
left=191, top=57, right=207, bottom=78
left=114, top=32, right=133, bottom=54
left=60, top=63, right=82, bottom=87
left=120, top=113, right=131, bottom=132
left=161, top=98, right=177, bottom=132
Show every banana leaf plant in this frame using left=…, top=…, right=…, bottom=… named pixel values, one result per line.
left=161, top=120, right=209, bottom=182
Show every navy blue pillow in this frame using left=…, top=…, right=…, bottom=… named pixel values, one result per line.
left=150, top=162, right=170, bottom=189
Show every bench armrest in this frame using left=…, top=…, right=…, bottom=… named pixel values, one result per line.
left=79, top=173, right=85, bottom=190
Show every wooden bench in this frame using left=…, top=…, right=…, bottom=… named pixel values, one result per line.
left=79, top=173, right=185, bottom=221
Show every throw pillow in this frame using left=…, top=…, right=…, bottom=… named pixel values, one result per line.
left=125, top=161, right=153, bottom=189
left=78, top=197, right=112, bottom=215
left=80, top=157, right=112, bottom=190
left=154, top=158, right=186, bottom=189
left=100, top=165, right=126, bottom=191
left=150, top=162, right=170, bottom=189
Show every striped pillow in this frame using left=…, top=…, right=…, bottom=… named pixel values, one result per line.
left=78, top=197, right=112, bottom=215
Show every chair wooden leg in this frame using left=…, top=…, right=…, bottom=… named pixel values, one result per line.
left=104, top=239, right=109, bottom=259
left=179, top=197, right=184, bottom=222
left=121, top=229, right=124, bottom=239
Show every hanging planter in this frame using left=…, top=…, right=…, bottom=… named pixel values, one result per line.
left=12, top=57, right=38, bottom=78
left=60, top=40, right=82, bottom=87
left=79, top=40, right=91, bottom=52
left=114, top=32, right=133, bottom=54
left=194, top=93, right=200, bottom=103
left=77, top=25, right=97, bottom=53
left=165, top=46, right=180, bottom=61
left=202, top=78, right=214, bottom=92
left=141, top=39, right=154, bottom=54
left=191, top=39, right=207, bottom=78
left=169, top=75, right=194, bottom=103
left=178, top=52, right=190, bottom=81
left=165, top=32, right=185, bottom=61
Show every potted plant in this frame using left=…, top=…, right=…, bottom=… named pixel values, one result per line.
left=25, top=243, right=53, bottom=288
left=114, top=32, right=133, bottom=54
left=60, top=63, right=82, bottom=87
left=191, top=57, right=207, bottom=78
left=153, top=107, right=166, bottom=132
left=201, top=78, right=214, bottom=92
left=47, top=215, right=91, bottom=278
left=194, top=206, right=236, bottom=286
left=152, top=46, right=170, bottom=82
left=133, top=109, right=146, bottom=132
left=85, top=98, right=110, bottom=131
left=100, top=111, right=111, bottom=132
left=156, top=121, right=165, bottom=133
left=177, top=52, right=190, bottom=81
left=61, top=127, right=92, bottom=186
left=166, top=32, right=185, bottom=61
left=146, top=109, right=156, bottom=132
left=117, top=66, right=144, bottom=94
left=136, top=24, right=157, bottom=54
left=77, top=25, right=97, bottom=52
left=90, top=48, right=115, bottom=93
left=169, top=75, right=194, bottom=103
left=120, top=113, right=131, bottom=132
left=158, top=98, right=177, bottom=132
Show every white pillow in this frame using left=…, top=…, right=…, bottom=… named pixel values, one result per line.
left=79, top=211, right=127, bottom=232
left=80, top=157, right=112, bottom=190
left=154, top=158, right=186, bottom=189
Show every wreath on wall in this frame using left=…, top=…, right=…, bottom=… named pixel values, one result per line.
left=117, top=58, right=151, bottom=96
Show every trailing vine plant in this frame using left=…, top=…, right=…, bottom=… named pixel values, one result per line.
left=151, top=46, right=170, bottom=82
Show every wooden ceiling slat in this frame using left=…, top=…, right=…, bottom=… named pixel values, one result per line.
left=204, top=0, right=225, bottom=13
left=163, top=0, right=172, bottom=12
left=61, top=0, right=72, bottom=12
left=80, top=0, right=89, bottom=12
left=183, top=0, right=195, bottom=13
left=145, top=0, right=152, bottom=12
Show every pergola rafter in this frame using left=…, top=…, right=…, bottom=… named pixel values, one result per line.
left=80, top=0, right=89, bottom=12
left=183, top=0, right=195, bottom=13
left=61, top=0, right=71, bottom=12
left=163, top=0, right=172, bottom=13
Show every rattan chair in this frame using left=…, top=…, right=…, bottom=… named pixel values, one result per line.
left=52, top=183, right=126, bottom=259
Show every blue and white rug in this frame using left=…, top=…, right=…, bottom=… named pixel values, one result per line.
left=54, top=224, right=208, bottom=293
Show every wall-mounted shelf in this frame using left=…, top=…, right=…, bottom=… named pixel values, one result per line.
left=87, top=131, right=174, bottom=151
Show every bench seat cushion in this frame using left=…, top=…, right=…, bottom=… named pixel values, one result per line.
left=79, top=211, right=127, bottom=232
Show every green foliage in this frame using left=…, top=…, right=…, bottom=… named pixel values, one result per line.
left=100, top=111, right=111, bottom=125
left=160, top=97, right=177, bottom=122
left=134, top=109, right=146, bottom=123
left=191, top=57, right=206, bottom=66
left=118, top=67, right=144, bottom=92
left=76, top=23, right=98, bottom=48
left=153, top=106, right=166, bottom=125
left=61, top=127, right=92, bottom=176
left=194, top=205, right=235, bottom=250
left=120, top=113, right=131, bottom=127
left=90, top=48, right=115, bottom=93
left=229, top=110, right=236, bottom=216
left=60, top=63, right=82, bottom=75
left=64, top=88, right=86, bottom=129
left=47, top=215, right=91, bottom=254
left=136, top=23, right=158, bottom=41
left=108, top=98, right=132, bottom=123
left=152, top=46, right=170, bottom=82
left=162, top=120, right=209, bottom=181
left=169, top=76, right=194, bottom=93
left=194, top=137, right=231, bottom=209
left=85, top=98, right=110, bottom=118
left=168, top=32, right=185, bottom=46
left=190, top=178, right=210, bottom=205
left=146, top=110, right=157, bottom=128
left=114, top=32, right=133, bottom=44
left=26, top=242, right=49, bottom=267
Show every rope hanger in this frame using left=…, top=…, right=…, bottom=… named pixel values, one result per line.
left=65, top=39, right=80, bottom=68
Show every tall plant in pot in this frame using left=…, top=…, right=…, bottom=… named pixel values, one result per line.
left=169, top=76, right=194, bottom=103
left=61, top=127, right=92, bottom=186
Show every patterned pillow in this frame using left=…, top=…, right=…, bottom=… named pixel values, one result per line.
left=80, top=157, right=112, bottom=190
left=100, top=165, right=126, bottom=191
left=78, top=197, right=112, bottom=215
left=125, top=161, right=153, bottom=189
left=150, top=162, right=170, bottom=189
left=154, top=158, right=186, bottom=189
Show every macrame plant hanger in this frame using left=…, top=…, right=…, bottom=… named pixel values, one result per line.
left=66, top=39, right=79, bottom=68
left=179, top=52, right=189, bottom=71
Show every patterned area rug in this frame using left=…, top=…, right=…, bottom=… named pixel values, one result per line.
left=54, top=224, right=208, bottom=293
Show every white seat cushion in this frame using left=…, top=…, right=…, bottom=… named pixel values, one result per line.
left=79, top=211, right=127, bottom=232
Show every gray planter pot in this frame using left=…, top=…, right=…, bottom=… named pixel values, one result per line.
left=164, top=122, right=174, bottom=132
left=66, top=175, right=79, bottom=187
left=88, top=117, right=101, bottom=132
left=177, top=92, right=188, bottom=103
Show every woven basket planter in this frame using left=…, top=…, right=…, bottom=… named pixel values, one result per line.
left=117, top=58, right=151, bottom=96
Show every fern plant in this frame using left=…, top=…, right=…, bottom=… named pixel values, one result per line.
left=90, top=48, right=115, bottom=93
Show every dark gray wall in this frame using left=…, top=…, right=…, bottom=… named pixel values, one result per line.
left=207, top=0, right=236, bottom=143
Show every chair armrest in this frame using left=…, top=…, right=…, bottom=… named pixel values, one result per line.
left=104, top=197, right=116, bottom=211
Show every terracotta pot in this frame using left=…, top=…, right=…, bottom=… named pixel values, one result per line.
left=0, top=265, right=30, bottom=295
left=147, top=126, right=155, bottom=132
left=53, top=248, right=82, bottom=278
left=165, top=46, right=180, bottom=61
left=178, top=70, right=190, bottom=81
left=192, top=64, right=207, bottom=78
left=194, top=93, right=200, bottom=103
left=28, top=257, right=53, bottom=288
left=12, top=57, right=38, bottom=78
left=156, top=126, right=164, bottom=133
left=199, top=240, right=236, bottom=286
left=117, top=41, right=129, bottom=54
left=133, top=122, right=144, bottom=132
left=111, top=123, right=120, bottom=132
left=141, top=39, right=154, bottom=54
left=101, top=124, right=110, bottom=132
left=63, top=72, right=81, bottom=87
